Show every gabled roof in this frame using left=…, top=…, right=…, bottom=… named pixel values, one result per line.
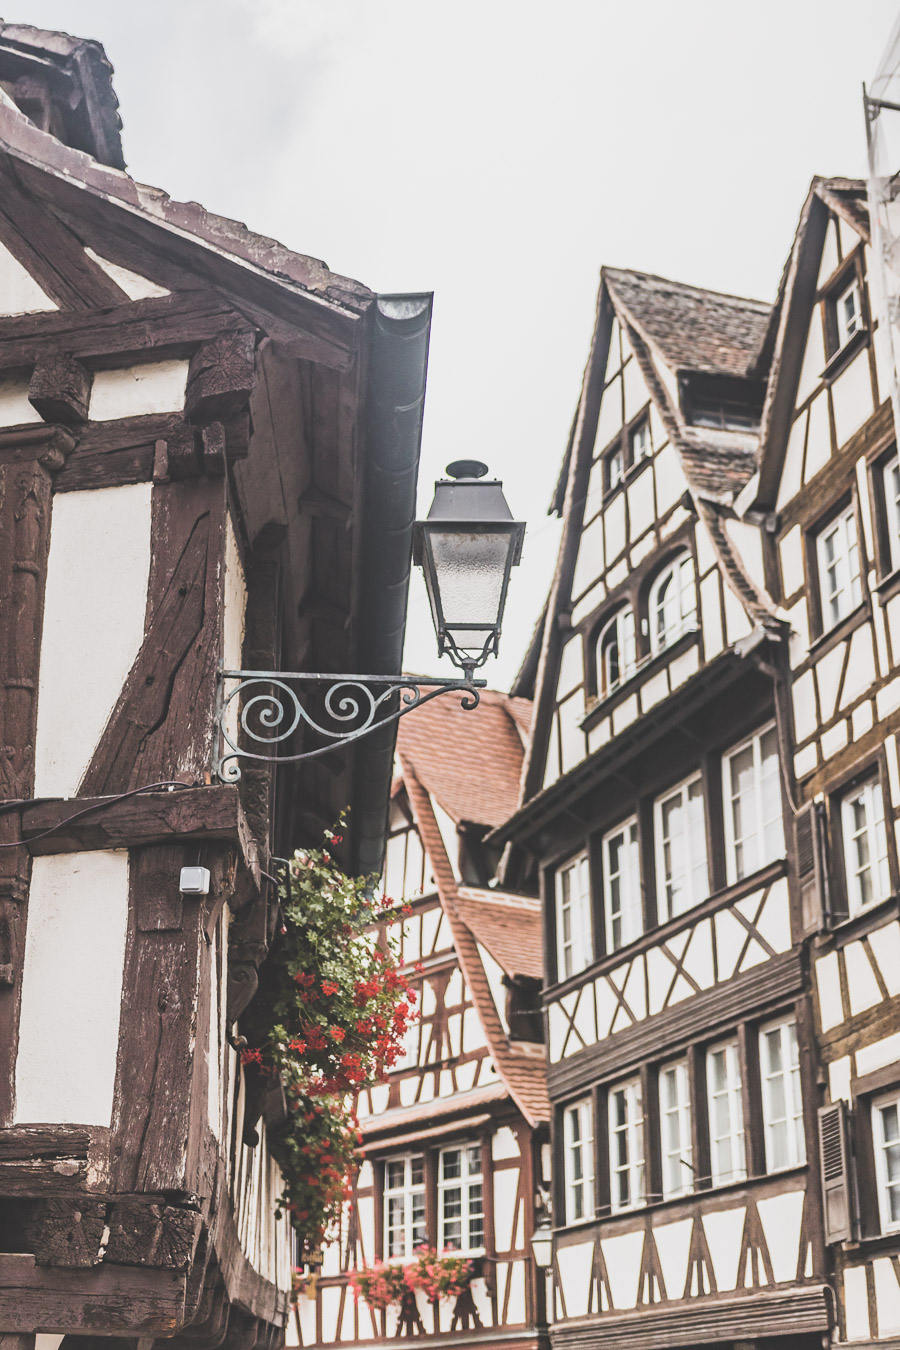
left=396, top=686, right=532, bottom=829
left=454, top=887, right=543, bottom=981
left=752, top=177, right=870, bottom=512
left=399, top=754, right=549, bottom=1126
left=604, top=267, right=770, bottom=379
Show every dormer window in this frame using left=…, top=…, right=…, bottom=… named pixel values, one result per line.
left=835, top=276, right=863, bottom=351
left=681, top=373, right=765, bottom=433
left=649, top=552, right=697, bottom=654
left=597, top=606, right=637, bottom=697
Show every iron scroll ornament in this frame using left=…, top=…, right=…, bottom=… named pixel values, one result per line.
left=214, top=667, right=485, bottom=783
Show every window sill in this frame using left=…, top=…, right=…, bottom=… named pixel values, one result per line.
left=813, top=891, right=900, bottom=952
left=805, top=600, right=869, bottom=663
left=820, top=327, right=868, bottom=382
left=581, top=628, right=699, bottom=731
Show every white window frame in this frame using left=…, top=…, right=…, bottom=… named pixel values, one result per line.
left=437, top=1142, right=485, bottom=1254
left=722, top=723, right=784, bottom=885
left=631, top=417, right=652, bottom=465
left=759, top=1018, right=806, bottom=1172
left=706, top=1039, right=746, bottom=1186
left=603, top=817, right=642, bottom=954
left=563, top=1098, right=594, bottom=1224
left=384, top=1153, right=426, bottom=1259
left=816, top=503, right=862, bottom=632
left=873, top=1091, right=900, bottom=1234
left=598, top=606, right=637, bottom=698
left=841, top=777, right=891, bottom=915
left=659, top=1060, right=693, bottom=1199
left=556, top=853, right=592, bottom=981
left=649, top=551, right=697, bottom=654
left=835, top=275, right=864, bottom=350
left=654, top=772, right=709, bottom=921
left=884, top=455, right=900, bottom=574
left=608, top=1078, right=645, bottom=1212
left=607, top=444, right=625, bottom=491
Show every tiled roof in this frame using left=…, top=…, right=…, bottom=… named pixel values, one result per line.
left=605, top=267, right=770, bottom=378
left=398, top=751, right=550, bottom=1126
left=396, top=687, right=532, bottom=828
left=455, top=887, right=544, bottom=980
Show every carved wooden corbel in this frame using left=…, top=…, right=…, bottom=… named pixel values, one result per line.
left=184, top=331, right=256, bottom=426
left=28, top=354, right=92, bottom=425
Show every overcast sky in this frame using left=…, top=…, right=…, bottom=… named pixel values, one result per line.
left=16, top=0, right=900, bottom=687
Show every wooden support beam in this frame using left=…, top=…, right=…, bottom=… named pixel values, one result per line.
left=25, top=1198, right=106, bottom=1267
left=106, top=1201, right=201, bottom=1270
left=0, top=1252, right=186, bottom=1333
left=0, top=290, right=246, bottom=370
left=20, top=786, right=257, bottom=874
left=79, top=477, right=226, bottom=795
left=0, top=434, right=59, bottom=1125
left=28, top=354, right=92, bottom=425
left=185, top=331, right=256, bottom=425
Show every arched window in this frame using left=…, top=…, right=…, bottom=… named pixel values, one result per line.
left=597, top=606, right=636, bottom=697
left=649, top=552, right=697, bottom=653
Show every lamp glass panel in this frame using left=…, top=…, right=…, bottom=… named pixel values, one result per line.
left=428, top=529, right=511, bottom=629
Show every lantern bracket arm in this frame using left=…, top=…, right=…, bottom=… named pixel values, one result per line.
left=214, top=666, right=486, bottom=783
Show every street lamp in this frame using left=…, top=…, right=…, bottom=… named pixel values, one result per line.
left=530, top=1218, right=554, bottom=1271
left=414, top=461, right=525, bottom=676
left=215, top=461, right=525, bottom=780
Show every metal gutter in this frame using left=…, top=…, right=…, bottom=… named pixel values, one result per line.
left=350, top=293, right=433, bottom=878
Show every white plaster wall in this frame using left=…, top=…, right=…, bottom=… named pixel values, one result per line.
left=15, top=851, right=129, bottom=1124
left=0, top=240, right=56, bottom=314
left=557, top=1241, right=594, bottom=1318
left=89, top=359, right=189, bottom=421
left=493, top=1166, right=519, bottom=1251
left=0, top=377, right=42, bottom=427
left=84, top=248, right=170, bottom=300
left=34, top=483, right=153, bottom=797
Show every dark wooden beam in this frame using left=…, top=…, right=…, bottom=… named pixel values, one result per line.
left=20, top=786, right=258, bottom=879
left=0, top=290, right=246, bottom=370
left=185, top=332, right=256, bottom=425
left=28, top=354, right=92, bottom=425
left=0, top=167, right=128, bottom=310
left=0, top=1252, right=186, bottom=1333
left=106, top=1201, right=201, bottom=1270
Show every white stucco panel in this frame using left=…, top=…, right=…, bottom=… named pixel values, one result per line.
left=839, top=623, right=876, bottom=710
left=15, top=851, right=129, bottom=1124
left=844, top=939, right=882, bottom=1016
left=868, top=920, right=900, bottom=997
left=0, top=377, right=43, bottom=427
left=843, top=1264, right=871, bottom=1340
left=815, top=951, right=844, bottom=1031
left=89, top=359, right=189, bottom=421
left=756, top=1190, right=804, bottom=1284
left=557, top=1241, right=594, bottom=1318
left=34, top=483, right=152, bottom=797
left=874, top=1257, right=900, bottom=1335
left=831, top=349, right=874, bottom=450
left=601, top=1230, right=643, bottom=1310
left=0, top=240, right=57, bottom=315
left=84, top=248, right=170, bottom=300
left=653, top=1217, right=692, bottom=1302
left=702, top=1206, right=745, bottom=1292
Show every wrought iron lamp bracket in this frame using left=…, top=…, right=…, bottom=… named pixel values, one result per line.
left=214, top=665, right=486, bottom=783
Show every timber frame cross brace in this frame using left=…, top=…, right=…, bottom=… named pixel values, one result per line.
left=213, top=666, right=485, bottom=782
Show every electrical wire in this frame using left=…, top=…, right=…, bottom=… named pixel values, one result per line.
left=0, top=779, right=195, bottom=850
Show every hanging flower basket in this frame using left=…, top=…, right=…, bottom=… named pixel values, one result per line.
left=349, top=1260, right=409, bottom=1312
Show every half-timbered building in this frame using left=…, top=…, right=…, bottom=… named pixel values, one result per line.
left=290, top=690, right=551, bottom=1350
left=490, top=265, right=837, bottom=1348
left=0, top=23, right=431, bottom=1348
left=746, top=176, right=900, bottom=1347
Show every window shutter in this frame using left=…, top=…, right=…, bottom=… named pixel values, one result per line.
left=818, top=1100, right=855, bottom=1243
left=795, top=801, right=831, bottom=932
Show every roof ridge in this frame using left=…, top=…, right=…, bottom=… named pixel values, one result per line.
left=604, top=265, right=770, bottom=312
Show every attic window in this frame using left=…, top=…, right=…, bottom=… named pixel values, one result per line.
left=835, top=277, right=864, bottom=351
left=682, top=373, right=764, bottom=433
